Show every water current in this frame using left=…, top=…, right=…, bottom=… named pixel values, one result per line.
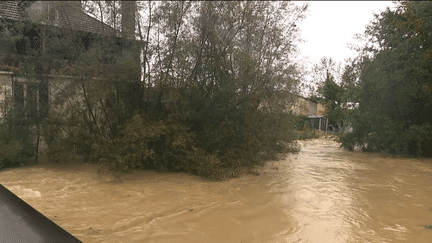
left=1, top=138, right=432, bottom=242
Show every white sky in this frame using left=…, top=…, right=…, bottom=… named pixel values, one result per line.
left=297, top=1, right=394, bottom=68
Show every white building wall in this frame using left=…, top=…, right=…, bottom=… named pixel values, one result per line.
left=0, top=72, right=13, bottom=118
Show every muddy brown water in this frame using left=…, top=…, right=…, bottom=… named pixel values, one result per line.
left=1, top=138, right=432, bottom=243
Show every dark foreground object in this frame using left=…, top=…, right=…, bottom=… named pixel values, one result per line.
left=0, top=184, right=82, bottom=243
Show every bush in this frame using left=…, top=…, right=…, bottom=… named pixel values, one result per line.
left=96, top=111, right=300, bottom=180
left=40, top=116, right=78, bottom=163
left=97, top=114, right=166, bottom=171
left=190, top=149, right=224, bottom=180
left=295, top=130, right=320, bottom=140
left=96, top=114, right=225, bottom=179
left=404, top=123, right=432, bottom=157
left=0, top=115, right=35, bottom=169
left=337, top=109, right=432, bottom=157
left=295, top=115, right=309, bottom=131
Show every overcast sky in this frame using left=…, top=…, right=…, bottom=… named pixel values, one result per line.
left=297, top=1, right=394, bottom=68
left=295, top=1, right=395, bottom=96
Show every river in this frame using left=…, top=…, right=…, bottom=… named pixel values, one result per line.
left=1, top=138, right=432, bottom=242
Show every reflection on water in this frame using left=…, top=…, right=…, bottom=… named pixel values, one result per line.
left=1, top=138, right=432, bottom=242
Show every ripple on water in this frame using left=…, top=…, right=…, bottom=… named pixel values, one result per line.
left=5, top=185, right=42, bottom=198
left=1, top=138, right=432, bottom=243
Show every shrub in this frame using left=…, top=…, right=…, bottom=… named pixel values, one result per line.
left=97, top=114, right=165, bottom=171
left=295, top=115, right=309, bottom=131
left=337, top=108, right=432, bottom=157
left=97, top=114, right=226, bottom=179
left=190, top=149, right=224, bottom=180
left=96, top=111, right=301, bottom=180
left=40, top=116, right=78, bottom=163
left=404, top=123, right=432, bottom=157
left=295, top=130, right=320, bottom=140
left=0, top=115, right=35, bottom=169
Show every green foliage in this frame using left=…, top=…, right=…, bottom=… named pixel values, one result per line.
left=95, top=109, right=300, bottom=179
left=337, top=110, right=398, bottom=152
left=96, top=114, right=226, bottom=179
left=322, top=72, right=346, bottom=124
left=1, top=2, right=309, bottom=178
left=0, top=115, right=35, bottom=169
left=292, top=115, right=321, bottom=140
left=294, top=115, right=309, bottom=131
left=238, top=111, right=298, bottom=162
left=338, top=2, right=432, bottom=157
left=310, top=57, right=354, bottom=127
left=296, top=130, right=320, bottom=140
left=40, top=115, right=82, bottom=163
left=97, top=114, right=164, bottom=171
left=405, top=123, right=432, bottom=157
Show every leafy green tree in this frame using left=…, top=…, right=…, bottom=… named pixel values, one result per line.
left=95, top=1, right=309, bottom=176
left=309, top=56, right=341, bottom=100
left=322, top=71, right=344, bottom=125
left=339, top=1, right=432, bottom=156
left=1, top=1, right=310, bottom=177
left=309, top=56, right=353, bottom=128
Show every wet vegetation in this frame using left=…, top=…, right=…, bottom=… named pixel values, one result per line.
left=336, top=2, right=432, bottom=157
left=307, top=2, right=432, bottom=157
left=0, top=1, right=309, bottom=179
left=0, top=115, right=35, bottom=169
left=293, top=115, right=321, bottom=140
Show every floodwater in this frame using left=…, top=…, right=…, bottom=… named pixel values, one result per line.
left=1, top=138, right=432, bottom=243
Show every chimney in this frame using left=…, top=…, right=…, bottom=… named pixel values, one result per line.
left=121, top=0, right=136, bottom=39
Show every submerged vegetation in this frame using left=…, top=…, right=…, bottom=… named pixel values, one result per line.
left=0, top=1, right=310, bottom=179
left=0, top=114, right=35, bottom=169
left=305, top=2, right=432, bottom=157
left=335, top=2, right=432, bottom=157
left=293, top=115, right=320, bottom=140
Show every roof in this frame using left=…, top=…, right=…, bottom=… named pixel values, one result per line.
left=308, top=115, right=326, bottom=118
left=0, top=1, right=118, bottom=37
left=0, top=1, right=21, bottom=21
left=295, top=94, right=319, bottom=104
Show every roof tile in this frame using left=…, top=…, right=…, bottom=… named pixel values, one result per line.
left=0, top=1, right=21, bottom=21
left=0, top=1, right=118, bottom=36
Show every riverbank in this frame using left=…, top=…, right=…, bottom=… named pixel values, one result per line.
left=15, top=129, right=338, bottom=183
left=19, top=132, right=329, bottom=182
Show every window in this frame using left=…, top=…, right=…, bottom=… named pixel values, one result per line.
left=47, top=3, right=59, bottom=25
left=12, top=80, right=49, bottom=122
left=26, top=83, right=38, bottom=121
left=39, top=80, right=49, bottom=119
left=13, top=82, right=24, bottom=117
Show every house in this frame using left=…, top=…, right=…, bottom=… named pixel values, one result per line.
left=0, top=1, right=143, bottom=120
left=258, top=92, right=330, bottom=131
left=289, top=95, right=325, bottom=116
left=308, top=115, right=328, bottom=131
left=317, top=101, right=326, bottom=115
left=0, top=1, right=145, bottom=156
left=257, top=92, right=326, bottom=117
left=290, top=94, right=318, bottom=116
left=289, top=95, right=329, bottom=131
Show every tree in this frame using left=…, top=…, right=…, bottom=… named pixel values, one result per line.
left=338, top=1, right=432, bottom=156
left=321, top=71, right=344, bottom=125
left=93, top=1, right=310, bottom=176
left=0, top=1, right=310, bottom=178
left=309, top=56, right=341, bottom=100
left=308, top=56, right=351, bottom=128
